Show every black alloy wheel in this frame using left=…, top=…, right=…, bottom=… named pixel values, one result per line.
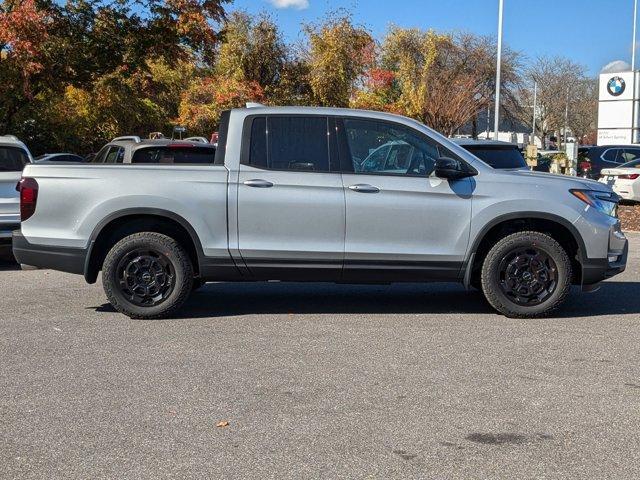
left=116, top=248, right=176, bottom=307
left=497, top=247, right=558, bottom=306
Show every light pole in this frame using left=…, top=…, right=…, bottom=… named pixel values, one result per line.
left=493, top=0, right=504, bottom=140
left=531, top=81, right=537, bottom=143
left=633, top=0, right=638, bottom=70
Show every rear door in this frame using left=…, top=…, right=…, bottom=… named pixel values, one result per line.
left=0, top=146, right=30, bottom=229
left=337, top=117, right=473, bottom=282
left=236, top=115, right=345, bottom=280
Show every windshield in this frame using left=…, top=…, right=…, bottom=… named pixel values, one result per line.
left=463, top=146, right=527, bottom=169
left=0, top=146, right=29, bottom=172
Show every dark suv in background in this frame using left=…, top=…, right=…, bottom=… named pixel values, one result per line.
left=578, top=145, right=640, bottom=179
left=452, top=139, right=533, bottom=170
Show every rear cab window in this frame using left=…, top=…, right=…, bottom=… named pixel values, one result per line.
left=132, top=146, right=216, bottom=164
left=0, top=146, right=29, bottom=171
left=244, top=116, right=331, bottom=172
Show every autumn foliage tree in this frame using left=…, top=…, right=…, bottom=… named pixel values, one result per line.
left=374, top=28, right=520, bottom=136
left=304, top=14, right=374, bottom=107
left=178, top=77, right=264, bottom=134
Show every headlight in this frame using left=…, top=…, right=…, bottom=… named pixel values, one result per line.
left=570, top=189, right=619, bottom=218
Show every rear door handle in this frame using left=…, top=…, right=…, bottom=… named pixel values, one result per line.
left=348, top=184, right=380, bottom=193
left=244, top=179, right=274, bottom=188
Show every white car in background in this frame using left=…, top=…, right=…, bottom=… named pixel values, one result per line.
left=599, top=159, right=640, bottom=203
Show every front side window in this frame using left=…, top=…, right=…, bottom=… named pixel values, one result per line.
left=342, top=119, right=439, bottom=176
left=0, top=146, right=29, bottom=171
left=132, top=146, right=215, bottom=164
left=246, top=116, right=330, bottom=172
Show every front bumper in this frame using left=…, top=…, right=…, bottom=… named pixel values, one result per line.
left=581, top=228, right=628, bottom=289
left=12, top=231, right=86, bottom=274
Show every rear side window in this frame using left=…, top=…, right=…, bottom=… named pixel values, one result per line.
left=92, top=146, right=124, bottom=164
left=246, top=116, right=330, bottom=172
left=132, top=146, right=215, bottom=164
left=91, top=146, right=109, bottom=163
left=0, top=146, right=29, bottom=171
left=602, top=148, right=620, bottom=163
left=621, top=148, right=640, bottom=163
left=620, top=158, right=640, bottom=168
left=464, top=146, right=526, bottom=169
left=105, top=147, right=124, bottom=164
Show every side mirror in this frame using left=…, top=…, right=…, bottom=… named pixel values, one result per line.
left=434, top=157, right=476, bottom=180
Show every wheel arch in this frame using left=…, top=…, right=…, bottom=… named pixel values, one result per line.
left=84, top=208, right=204, bottom=284
left=464, top=212, right=587, bottom=288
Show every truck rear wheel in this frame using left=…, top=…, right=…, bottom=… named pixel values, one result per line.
left=102, top=232, right=193, bottom=319
left=480, top=231, right=572, bottom=318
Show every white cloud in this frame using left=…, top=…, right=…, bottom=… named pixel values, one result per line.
left=269, top=0, right=309, bottom=9
left=601, top=60, right=631, bottom=73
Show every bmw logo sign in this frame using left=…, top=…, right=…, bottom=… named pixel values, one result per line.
left=607, top=76, right=626, bottom=96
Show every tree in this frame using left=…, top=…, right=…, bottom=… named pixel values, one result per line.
left=216, top=11, right=287, bottom=95
left=378, top=27, right=521, bottom=136
left=519, top=56, right=591, bottom=146
left=178, top=76, right=264, bottom=135
left=0, top=0, right=51, bottom=133
left=566, top=77, right=598, bottom=144
left=0, top=0, right=230, bottom=153
left=304, top=13, right=374, bottom=107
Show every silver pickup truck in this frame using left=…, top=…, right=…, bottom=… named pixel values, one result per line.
left=13, top=106, right=628, bottom=319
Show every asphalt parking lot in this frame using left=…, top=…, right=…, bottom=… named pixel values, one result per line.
left=1, top=233, right=639, bottom=479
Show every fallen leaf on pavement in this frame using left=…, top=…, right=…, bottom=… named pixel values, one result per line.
left=216, top=421, right=229, bottom=428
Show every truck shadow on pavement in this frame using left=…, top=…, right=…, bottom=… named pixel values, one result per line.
left=95, top=279, right=640, bottom=319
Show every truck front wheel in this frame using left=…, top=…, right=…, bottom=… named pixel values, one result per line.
left=102, top=232, right=194, bottom=319
left=480, top=231, right=572, bottom=318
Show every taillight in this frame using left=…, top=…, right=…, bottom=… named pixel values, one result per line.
left=619, top=173, right=640, bottom=180
left=18, top=177, right=38, bottom=221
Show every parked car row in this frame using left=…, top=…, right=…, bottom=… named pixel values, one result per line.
left=578, top=145, right=640, bottom=202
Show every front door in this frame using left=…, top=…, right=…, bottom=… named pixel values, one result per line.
left=337, top=117, right=473, bottom=282
left=236, top=115, right=345, bottom=281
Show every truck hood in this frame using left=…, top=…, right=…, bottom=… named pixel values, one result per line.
left=503, top=168, right=611, bottom=192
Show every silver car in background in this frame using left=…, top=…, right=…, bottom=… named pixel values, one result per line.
left=0, top=136, right=32, bottom=252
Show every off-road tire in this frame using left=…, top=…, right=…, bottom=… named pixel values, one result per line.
left=480, top=231, right=572, bottom=318
left=102, top=232, right=193, bottom=319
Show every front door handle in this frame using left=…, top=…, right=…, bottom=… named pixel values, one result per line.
left=244, top=179, right=274, bottom=188
left=348, top=184, right=380, bottom=193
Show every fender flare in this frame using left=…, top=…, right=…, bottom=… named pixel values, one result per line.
left=463, top=211, right=587, bottom=288
left=83, top=207, right=205, bottom=283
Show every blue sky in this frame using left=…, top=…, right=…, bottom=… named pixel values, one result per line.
left=231, top=0, right=637, bottom=75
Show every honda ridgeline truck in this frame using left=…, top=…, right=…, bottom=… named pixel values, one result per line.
left=13, top=107, right=628, bottom=319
